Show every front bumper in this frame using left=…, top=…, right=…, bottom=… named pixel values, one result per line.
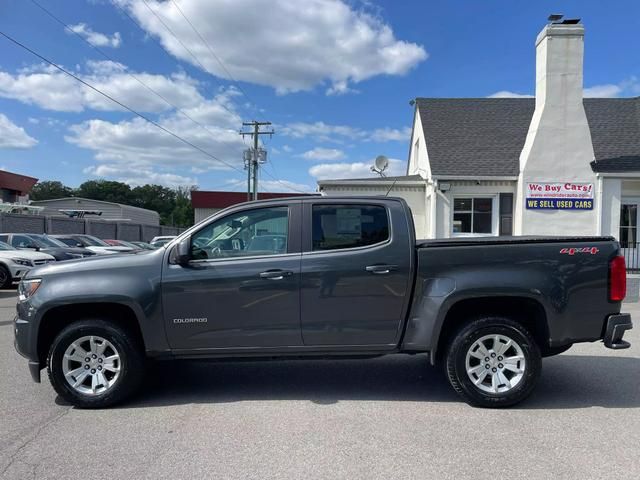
left=603, top=313, right=633, bottom=349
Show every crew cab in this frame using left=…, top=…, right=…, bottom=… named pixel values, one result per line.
left=14, top=197, right=633, bottom=408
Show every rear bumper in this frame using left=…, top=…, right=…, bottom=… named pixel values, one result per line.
left=603, top=313, right=633, bottom=349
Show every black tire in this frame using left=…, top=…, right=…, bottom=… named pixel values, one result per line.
left=47, top=319, right=145, bottom=408
left=445, top=316, right=541, bottom=408
left=0, top=264, right=12, bottom=289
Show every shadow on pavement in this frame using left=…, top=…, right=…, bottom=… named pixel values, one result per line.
left=0, top=289, right=17, bottom=300
left=108, top=353, right=640, bottom=410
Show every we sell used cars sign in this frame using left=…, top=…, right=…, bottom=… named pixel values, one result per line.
left=526, top=182, right=594, bottom=210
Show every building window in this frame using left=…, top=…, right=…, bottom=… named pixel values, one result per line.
left=453, top=197, right=494, bottom=235
left=413, top=138, right=419, bottom=169
left=620, top=204, right=637, bottom=248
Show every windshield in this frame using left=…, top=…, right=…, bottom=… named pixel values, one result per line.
left=78, top=235, right=109, bottom=247
left=0, top=241, right=15, bottom=251
left=27, top=235, right=62, bottom=248
left=36, top=235, right=69, bottom=248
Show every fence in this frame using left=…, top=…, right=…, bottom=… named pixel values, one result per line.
left=0, top=213, right=183, bottom=242
left=622, top=243, right=640, bottom=272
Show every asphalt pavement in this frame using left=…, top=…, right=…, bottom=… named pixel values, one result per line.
left=1, top=290, right=638, bottom=480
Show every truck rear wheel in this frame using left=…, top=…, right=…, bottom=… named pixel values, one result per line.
left=47, top=319, right=145, bottom=408
left=445, top=316, right=541, bottom=408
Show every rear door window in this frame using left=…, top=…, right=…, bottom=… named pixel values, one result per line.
left=312, top=204, right=389, bottom=251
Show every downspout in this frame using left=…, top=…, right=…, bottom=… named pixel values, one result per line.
left=596, top=174, right=603, bottom=235
left=429, top=180, right=438, bottom=239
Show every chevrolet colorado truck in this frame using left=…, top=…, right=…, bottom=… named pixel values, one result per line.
left=14, top=197, right=633, bottom=408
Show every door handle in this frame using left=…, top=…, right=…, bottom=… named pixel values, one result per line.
left=260, top=270, right=293, bottom=280
left=365, top=264, right=398, bottom=275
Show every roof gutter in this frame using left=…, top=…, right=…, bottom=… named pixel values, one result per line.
left=318, top=179, right=426, bottom=186
left=594, top=172, right=640, bottom=178
left=431, top=175, right=518, bottom=181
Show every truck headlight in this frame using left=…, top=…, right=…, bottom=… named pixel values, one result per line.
left=18, top=278, right=42, bottom=301
left=13, top=258, right=33, bottom=267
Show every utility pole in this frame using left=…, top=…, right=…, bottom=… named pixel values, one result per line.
left=240, top=121, right=274, bottom=201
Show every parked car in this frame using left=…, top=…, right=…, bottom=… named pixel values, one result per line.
left=130, top=241, right=156, bottom=250
left=14, top=197, right=633, bottom=408
left=51, top=234, right=133, bottom=255
left=150, top=235, right=176, bottom=248
left=0, top=233, right=96, bottom=261
left=103, top=239, right=144, bottom=250
left=0, top=241, right=55, bottom=288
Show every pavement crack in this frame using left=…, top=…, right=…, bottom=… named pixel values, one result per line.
left=0, top=407, right=72, bottom=477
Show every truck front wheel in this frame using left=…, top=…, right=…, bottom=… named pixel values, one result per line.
left=47, top=319, right=145, bottom=408
left=445, top=317, right=541, bottom=408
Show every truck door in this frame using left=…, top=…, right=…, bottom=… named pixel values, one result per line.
left=162, top=202, right=303, bottom=350
left=300, top=200, right=413, bottom=347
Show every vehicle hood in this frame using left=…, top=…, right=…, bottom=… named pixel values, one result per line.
left=25, top=247, right=162, bottom=278
left=41, top=247, right=94, bottom=256
left=0, top=250, right=55, bottom=261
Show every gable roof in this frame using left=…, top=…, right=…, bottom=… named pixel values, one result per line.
left=414, top=97, right=640, bottom=177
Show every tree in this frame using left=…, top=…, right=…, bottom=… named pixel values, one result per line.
left=30, top=181, right=72, bottom=201
left=29, top=179, right=196, bottom=227
left=76, top=180, right=132, bottom=205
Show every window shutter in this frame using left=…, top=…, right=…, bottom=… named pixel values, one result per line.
left=499, top=193, right=513, bottom=236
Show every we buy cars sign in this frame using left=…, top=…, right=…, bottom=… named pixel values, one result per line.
left=526, top=182, right=594, bottom=210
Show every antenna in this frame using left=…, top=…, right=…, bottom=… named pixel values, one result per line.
left=370, top=155, right=389, bottom=177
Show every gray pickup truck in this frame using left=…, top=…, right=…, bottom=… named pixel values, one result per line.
left=14, top=197, right=633, bottom=408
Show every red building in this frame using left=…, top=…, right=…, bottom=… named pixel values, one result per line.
left=191, top=190, right=314, bottom=223
left=0, top=169, right=38, bottom=203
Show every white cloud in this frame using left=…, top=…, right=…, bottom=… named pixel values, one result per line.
left=583, top=84, right=622, bottom=98
left=0, top=114, right=38, bottom=149
left=370, top=126, right=411, bottom=142
left=118, top=0, right=427, bottom=94
left=281, top=121, right=409, bottom=143
left=301, top=147, right=346, bottom=161
left=309, top=158, right=405, bottom=180
left=490, top=77, right=640, bottom=99
left=68, top=23, right=122, bottom=48
left=0, top=61, right=204, bottom=112
left=84, top=164, right=196, bottom=187
left=487, top=91, right=534, bottom=98
left=65, top=86, right=245, bottom=186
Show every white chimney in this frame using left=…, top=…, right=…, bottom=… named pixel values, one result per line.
left=514, top=19, right=598, bottom=235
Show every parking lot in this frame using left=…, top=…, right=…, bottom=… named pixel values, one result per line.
left=0, top=290, right=638, bottom=480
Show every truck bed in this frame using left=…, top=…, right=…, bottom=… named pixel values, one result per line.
left=416, top=236, right=615, bottom=248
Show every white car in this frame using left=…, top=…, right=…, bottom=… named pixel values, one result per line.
left=0, top=241, right=55, bottom=288
left=150, top=235, right=176, bottom=248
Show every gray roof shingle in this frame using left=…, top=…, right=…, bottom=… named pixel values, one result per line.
left=415, top=97, right=640, bottom=176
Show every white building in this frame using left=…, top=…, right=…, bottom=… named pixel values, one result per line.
left=319, top=18, right=640, bottom=259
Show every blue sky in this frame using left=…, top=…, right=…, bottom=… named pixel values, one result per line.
left=0, top=0, right=638, bottom=193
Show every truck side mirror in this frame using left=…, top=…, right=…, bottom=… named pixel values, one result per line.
left=173, top=236, right=192, bottom=266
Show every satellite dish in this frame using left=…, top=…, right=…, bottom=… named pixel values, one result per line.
left=374, top=155, right=389, bottom=171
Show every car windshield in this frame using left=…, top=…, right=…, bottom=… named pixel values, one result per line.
left=79, top=235, right=109, bottom=247
left=0, top=241, right=16, bottom=251
left=27, top=235, right=62, bottom=248
left=38, top=235, right=69, bottom=248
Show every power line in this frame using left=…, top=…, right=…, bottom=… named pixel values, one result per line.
left=139, top=0, right=240, bottom=119
left=0, top=29, right=245, bottom=176
left=168, top=0, right=259, bottom=114
left=29, top=0, right=239, bottom=154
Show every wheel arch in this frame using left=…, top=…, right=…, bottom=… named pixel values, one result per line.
left=433, top=295, right=550, bottom=364
left=37, top=302, right=146, bottom=367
